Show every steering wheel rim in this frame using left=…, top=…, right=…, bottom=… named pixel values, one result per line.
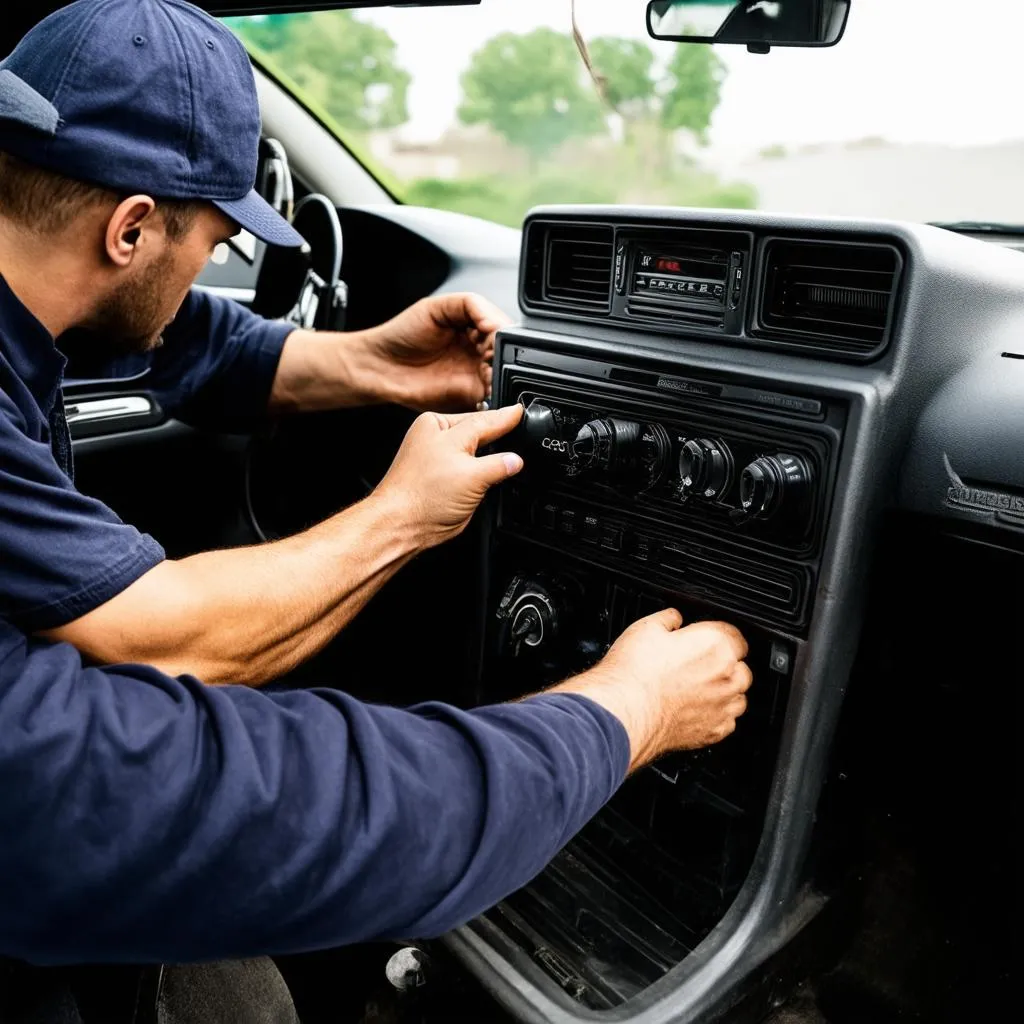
left=251, top=193, right=347, bottom=331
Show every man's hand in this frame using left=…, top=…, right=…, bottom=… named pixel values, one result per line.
left=374, top=403, right=524, bottom=549
left=358, top=293, right=510, bottom=412
left=550, top=609, right=751, bottom=772
left=269, top=293, right=511, bottom=415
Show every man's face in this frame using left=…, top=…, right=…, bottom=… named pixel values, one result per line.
left=87, top=205, right=237, bottom=354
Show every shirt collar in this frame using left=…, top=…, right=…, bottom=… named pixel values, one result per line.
left=0, top=271, right=67, bottom=413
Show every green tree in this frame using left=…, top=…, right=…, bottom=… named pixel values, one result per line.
left=229, top=12, right=409, bottom=134
left=588, top=37, right=655, bottom=117
left=224, top=13, right=297, bottom=55
left=458, top=29, right=604, bottom=164
left=659, top=44, right=726, bottom=143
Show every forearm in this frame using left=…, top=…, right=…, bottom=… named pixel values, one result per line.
left=269, top=328, right=399, bottom=413
left=44, top=492, right=420, bottom=686
left=547, top=669, right=659, bottom=775
left=1, top=632, right=629, bottom=963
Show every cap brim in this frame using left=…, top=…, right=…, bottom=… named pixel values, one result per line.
left=213, top=189, right=306, bottom=249
left=0, top=69, right=60, bottom=135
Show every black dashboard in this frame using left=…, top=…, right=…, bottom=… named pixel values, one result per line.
left=447, top=205, right=1024, bottom=1022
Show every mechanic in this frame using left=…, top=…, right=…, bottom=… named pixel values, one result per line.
left=0, top=2, right=752, bottom=1022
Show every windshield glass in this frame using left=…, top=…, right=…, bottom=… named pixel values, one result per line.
left=226, top=0, right=1024, bottom=229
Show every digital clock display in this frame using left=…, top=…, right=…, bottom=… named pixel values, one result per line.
left=654, top=257, right=683, bottom=273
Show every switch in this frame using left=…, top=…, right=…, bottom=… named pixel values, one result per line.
left=582, top=515, right=601, bottom=543
left=769, top=641, right=791, bottom=676
left=558, top=509, right=578, bottom=536
left=632, top=534, right=657, bottom=562
left=538, top=503, right=559, bottom=530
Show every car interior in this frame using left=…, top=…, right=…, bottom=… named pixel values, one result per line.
left=1, top=2, right=1018, bottom=1023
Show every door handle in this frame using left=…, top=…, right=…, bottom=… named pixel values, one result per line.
left=65, top=395, right=161, bottom=437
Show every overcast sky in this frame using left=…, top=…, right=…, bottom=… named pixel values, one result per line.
left=363, top=0, right=1024, bottom=156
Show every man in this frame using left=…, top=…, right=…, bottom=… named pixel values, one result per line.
left=0, top=1, right=752, bottom=1021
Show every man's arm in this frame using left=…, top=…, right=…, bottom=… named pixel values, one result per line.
left=268, top=293, right=508, bottom=415
left=0, top=597, right=748, bottom=964
left=43, top=405, right=524, bottom=686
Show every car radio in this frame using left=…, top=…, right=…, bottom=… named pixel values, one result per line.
left=614, top=227, right=750, bottom=332
left=497, top=359, right=843, bottom=634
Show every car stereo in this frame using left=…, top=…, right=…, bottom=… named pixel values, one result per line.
left=497, top=354, right=844, bottom=634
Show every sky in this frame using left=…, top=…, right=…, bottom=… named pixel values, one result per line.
left=362, top=0, right=1024, bottom=158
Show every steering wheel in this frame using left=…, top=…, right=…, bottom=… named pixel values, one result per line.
left=251, top=192, right=349, bottom=332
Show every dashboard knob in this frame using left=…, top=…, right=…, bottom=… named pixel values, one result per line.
left=678, top=438, right=732, bottom=499
left=738, top=453, right=811, bottom=519
left=573, top=417, right=641, bottom=475
left=509, top=600, right=550, bottom=648
left=496, top=574, right=581, bottom=658
left=516, top=401, right=571, bottom=462
left=638, top=423, right=672, bottom=491
left=573, top=418, right=671, bottom=490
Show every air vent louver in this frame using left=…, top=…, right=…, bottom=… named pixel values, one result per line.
left=523, top=222, right=613, bottom=314
left=758, top=240, right=900, bottom=358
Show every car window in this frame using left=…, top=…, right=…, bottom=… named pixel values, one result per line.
left=225, top=0, right=1024, bottom=229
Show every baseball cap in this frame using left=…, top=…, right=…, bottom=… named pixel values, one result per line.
left=0, top=0, right=304, bottom=248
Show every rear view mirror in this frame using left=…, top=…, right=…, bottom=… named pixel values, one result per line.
left=646, top=0, right=850, bottom=52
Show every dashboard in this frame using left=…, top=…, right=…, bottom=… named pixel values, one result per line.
left=451, top=205, right=1024, bottom=1021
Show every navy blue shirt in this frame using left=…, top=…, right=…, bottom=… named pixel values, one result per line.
left=0, top=273, right=630, bottom=964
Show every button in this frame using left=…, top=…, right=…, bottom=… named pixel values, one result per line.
left=614, top=244, right=626, bottom=293
left=558, top=509, right=578, bottom=536
left=599, top=526, right=622, bottom=552
left=538, top=503, right=558, bottom=530
left=769, top=641, right=791, bottom=675
left=632, top=534, right=657, bottom=562
left=582, top=515, right=601, bottom=543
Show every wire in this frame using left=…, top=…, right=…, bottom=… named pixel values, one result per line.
left=571, top=0, right=612, bottom=109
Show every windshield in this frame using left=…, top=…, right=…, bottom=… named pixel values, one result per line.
left=226, top=0, right=1024, bottom=229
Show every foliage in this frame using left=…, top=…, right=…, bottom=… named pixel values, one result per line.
left=660, top=44, right=727, bottom=143
left=227, top=12, right=409, bottom=133
left=587, top=37, right=655, bottom=115
left=458, top=29, right=605, bottom=162
left=404, top=173, right=618, bottom=228
left=227, top=15, right=756, bottom=228
left=404, top=161, right=755, bottom=230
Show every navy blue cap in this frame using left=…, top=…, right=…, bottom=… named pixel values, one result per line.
left=0, top=0, right=304, bottom=248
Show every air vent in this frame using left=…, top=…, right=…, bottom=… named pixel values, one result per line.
left=757, top=240, right=900, bottom=358
left=523, top=222, right=613, bottom=314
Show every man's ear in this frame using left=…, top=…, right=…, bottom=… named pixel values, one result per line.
left=104, top=195, right=158, bottom=267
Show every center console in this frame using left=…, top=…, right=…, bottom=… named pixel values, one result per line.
left=473, top=342, right=847, bottom=1009
left=440, top=204, right=1024, bottom=1024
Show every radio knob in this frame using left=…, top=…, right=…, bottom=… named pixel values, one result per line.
left=678, top=438, right=732, bottom=499
left=516, top=401, right=570, bottom=463
left=572, top=417, right=641, bottom=475
left=738, top=453, right=811, bottom=519
left=638, top=423, right=672, bottom=491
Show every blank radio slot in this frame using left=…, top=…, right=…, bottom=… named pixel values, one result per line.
left=659, top=543, right=799, bottom=614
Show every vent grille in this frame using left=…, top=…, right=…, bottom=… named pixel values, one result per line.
left=523, top=222, right=613, bottom=313
left=758, top=240, right=900, bottom=358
